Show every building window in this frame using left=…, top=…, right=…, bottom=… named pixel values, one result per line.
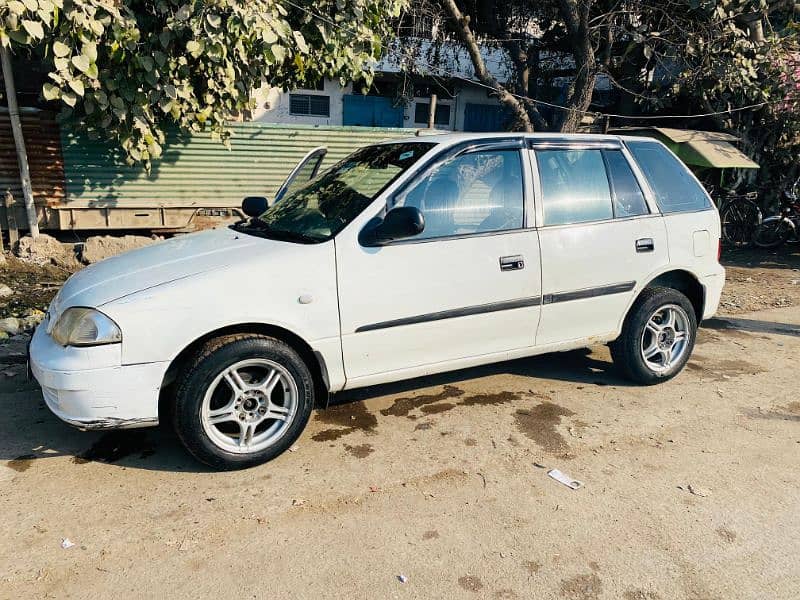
left=414, top=102, right=451, bottom=126
left=289, top=94, right=330, bottom=117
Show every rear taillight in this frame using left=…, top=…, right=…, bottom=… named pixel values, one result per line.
left=717, top=238, right=722, bottom=261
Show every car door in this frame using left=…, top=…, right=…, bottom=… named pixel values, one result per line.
left=273, top=147, right=327, bottom=204
left=335, top=140, right=542, bottom=386
left=530, top=140, right=669, bottom=346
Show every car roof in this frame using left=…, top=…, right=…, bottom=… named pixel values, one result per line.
left=378, top=131, right=656, bottom=149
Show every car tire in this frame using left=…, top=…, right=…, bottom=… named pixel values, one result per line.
left=173, top=334, right=314, bottom=470
left=610, top=287, right=697, bottom=385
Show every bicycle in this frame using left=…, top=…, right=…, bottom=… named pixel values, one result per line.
left=718, top=191, right=762, bottom=248
left=752, top=178, right=800, bottom=249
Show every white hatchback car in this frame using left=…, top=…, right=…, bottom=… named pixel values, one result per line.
left=31, top=133, right=725, bottom=469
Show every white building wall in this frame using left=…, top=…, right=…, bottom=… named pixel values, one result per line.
left=251, top=79, right=354, bottom=126
left=250, top=78, right=508, bottom=132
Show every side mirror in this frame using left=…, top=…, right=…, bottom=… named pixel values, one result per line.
left=242, top=196, right=269, bottom=217
left=364, top=206, right=425, bottom=246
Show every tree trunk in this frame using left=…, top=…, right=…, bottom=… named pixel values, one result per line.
left=440, top=0, right=535, bottom=132
left=556, top=0, right=597, bottom=132
left=0, top=44, right=39, bottom=237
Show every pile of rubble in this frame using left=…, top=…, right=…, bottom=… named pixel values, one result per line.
left=11, top=233, right=162, bottom=267
left=1, top=233, right=164, bottom=345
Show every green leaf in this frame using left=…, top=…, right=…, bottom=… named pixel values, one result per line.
left=159, top=30, right=171, bottom=48
left=262, top=28, right=278, bottom=45
left=175, top=4, right=191, bottom=21
left=68, top=78, right=84, bottom=96
left=89, top=19, right=104, bottom=36
left=293, top=31, right=308, bottom=54
left=186, top=39, right=202, bottom=57
left=82, top=42, right=97, bottom=62
left=21, top=0, right=38, bottom=11
left=54, top=56, right=69, bottom=71
left=62, top=91, right=77, bottom=107
left=206, top=13, right=221, bottom=28
left=71, top=55, right=90, bottom=73
left=110, top=95, right=125, bottom=109
left=85, top=62, right=98, bottom=79
left=7, top=29, right=30, bottom=44
left=271, top=44, right=285, bottom=63
left=21, top=19, right=44, bottom=40
left=7, top=1, right=26, bottom=16
left=52, top=40, right=70, bottom=57
left=148, top=140, right=162, bottom=158
left=42, top=82, right=60, bottom=100
left=139, top=55, right=154, bottom=72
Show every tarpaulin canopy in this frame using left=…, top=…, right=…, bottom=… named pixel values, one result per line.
left=611, top=127, right=760, bottom=169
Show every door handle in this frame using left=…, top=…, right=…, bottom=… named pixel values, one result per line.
left=635, top=238, right=654, bottom=253
left=500, top=255, right=525, bottom=271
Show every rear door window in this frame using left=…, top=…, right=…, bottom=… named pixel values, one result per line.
left=626, top=140, right=711, bottom=213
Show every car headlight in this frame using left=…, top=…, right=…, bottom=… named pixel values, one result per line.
left=50, top=307, right=122, bottom=347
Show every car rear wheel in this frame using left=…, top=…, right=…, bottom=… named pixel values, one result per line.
left=610, top=287, right=697, bottom=385
left=173, top=334, right=314, bottom=470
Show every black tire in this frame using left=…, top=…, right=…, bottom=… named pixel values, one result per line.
left=609, top=287, right=697, bottom=385
left=173, top=334, right=314, bottom=470
left=720, top=198, right=761, bottom=247
left=752, top=217, right=792, bottom=249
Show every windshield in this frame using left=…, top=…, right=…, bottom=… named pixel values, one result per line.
left=235, top=142, right=436, bottom=243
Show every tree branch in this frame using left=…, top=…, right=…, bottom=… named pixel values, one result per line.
left=440, top=0, right=535, bottom=131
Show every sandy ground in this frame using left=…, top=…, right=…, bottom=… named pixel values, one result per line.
left=2, top=250, right=800, bottom=599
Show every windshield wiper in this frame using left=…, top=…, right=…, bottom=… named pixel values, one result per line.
left=233, top=218, right=323, bottom=244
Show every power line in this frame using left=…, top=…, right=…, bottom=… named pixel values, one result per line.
left=280, top=0, right=794, bottom=122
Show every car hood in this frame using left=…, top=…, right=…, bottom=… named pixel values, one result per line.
left=53, top=227, right=281, bottom=311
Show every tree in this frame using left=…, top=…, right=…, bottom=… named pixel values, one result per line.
left=0, top=0, right=406, bottom=165
left=397, top=0, right=618, bottom=132
left=399, top=0, right=798, bottom=145
left=612, top=0, right=800, bottom=198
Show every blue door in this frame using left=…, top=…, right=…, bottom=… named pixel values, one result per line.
left=342, top=95, right=404, bottom=128
left=463, top=103, right=513, bottom=132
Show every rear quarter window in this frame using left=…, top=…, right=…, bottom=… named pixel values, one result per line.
left=627, top=141, right=711, bottom=213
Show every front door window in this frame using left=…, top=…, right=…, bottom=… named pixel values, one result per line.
left=394, top=149, right=524, bottom=239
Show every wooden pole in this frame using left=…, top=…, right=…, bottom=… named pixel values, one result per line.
left=427, top=94, right=438, bottom=129
left=1, top=44, right=39, bottom=238
left=4, top=190, right=19, bottom=246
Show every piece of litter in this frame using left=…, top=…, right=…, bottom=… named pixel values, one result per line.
left=533, top=462, right=546, bottom=469
left=716, top=388, right=724, bottom=397
left=547, top=469, right=583, bottom=490
left=687, top=484, right=710, bottom=497
left=288, top=445, right=299, bottom=452
left=61, top=538, right=75, bottom=549
left=369, top=485, right=380, bottom=493
left=397, top=574, right=408, bottom=584
left=292, top=498, right=305, bottom=506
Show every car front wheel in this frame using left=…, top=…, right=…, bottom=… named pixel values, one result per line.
left=610, top=287, right=697, bottom=385
left=173, top=334, right=314, bottom=470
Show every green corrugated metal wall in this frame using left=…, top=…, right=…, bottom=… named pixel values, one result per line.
left=60, top=122, right=414, bottom=208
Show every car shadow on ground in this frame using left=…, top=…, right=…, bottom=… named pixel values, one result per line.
left=1, top=347, right=628, bottom=473
left=704, top=316, right=800, bottom=338
left=0, top=378, right=213, bottom=474
left=336, top=347, right=633, bottom=405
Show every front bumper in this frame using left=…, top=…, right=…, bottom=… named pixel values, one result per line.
left=29, top=325, right=168, bottom=430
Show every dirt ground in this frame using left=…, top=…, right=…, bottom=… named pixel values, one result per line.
left=1, top=247, right=800, bottom=599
